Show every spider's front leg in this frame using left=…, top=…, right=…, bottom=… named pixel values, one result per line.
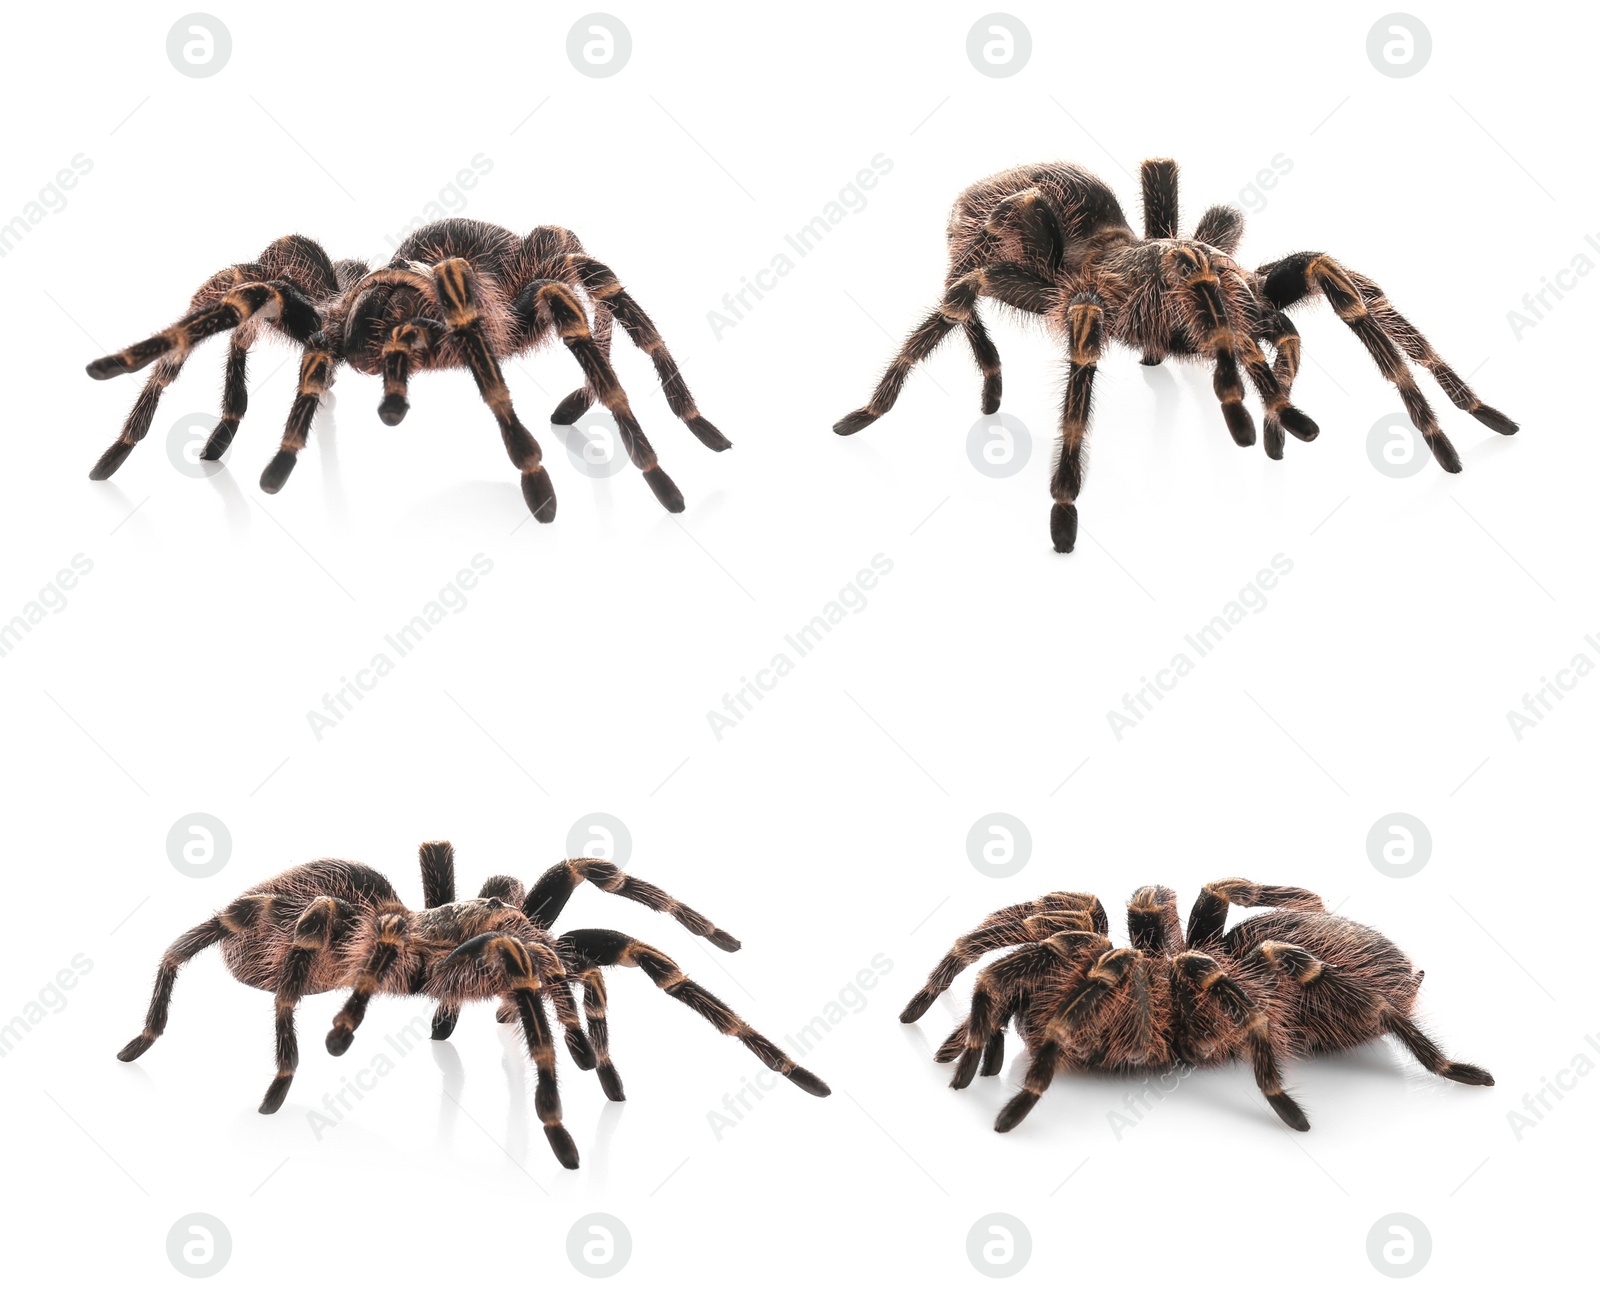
left=1049, top=291, right=1105, bottom=554
left=258, top=335, right=340, bottom=495
left=430, top=258, right=557, bottom=521
left=325, top=911, right=407, bottom=1056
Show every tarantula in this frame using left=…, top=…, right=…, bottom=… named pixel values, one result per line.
left=117, top=844, right=827, bottom=1168
left=85, top=219, right=729, bottom=518
left=901, top=879, right=1492, bottom=1134
left=834, top=159, right=1518, bottom=553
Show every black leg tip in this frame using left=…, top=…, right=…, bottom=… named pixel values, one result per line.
left=994, top=1093, right=1038, bottom=1133
left=643, top=465, right=685, bottom=513
left=117, top=1035, right=154, bottom=1063
left=1473, top=405, right=1518, bottom=436
left=259, top=1074, right=293, bottom=1115
left=950, top=1050, right=981, bottom=1090
left=545, top=1125, right=581, bottom=1170
left=1280, top=406, right=1319, bottom=442
left=980, top=1041, right=1006, bottom=1078
left=788, top=1067, right=831, bottom=1097
left=325, top=1027, right=354, bottom=1057
left=899, top=990, right=935, bottom=1024
left=1139, top=353, right=1163, bottom=367
left=832, top=409, right=879, bottom=436
left=1264, top=421, right=1286, bottom=461
left=598, top=1065, right=627, bottom=1102
left=708, top=930, right=742, bottom=953
left=688, top=416, right=733, bottom=452
left=86, top=355, right=128, bottom=381
left=1443, top=1062, right=1494, bottom=1087
left=1050, top=502, right=1078, bottom=554
left=1223, top=402, right=1256, bottom=447
left=521, top=468, right=557, bottom=522
left=201, top=421, right=237, bottom=461
left=1430, top=436, right=1463, bottom=474
left=259, top=450, right=297, bottom=494
left=377, top=394, right=409, bottom=426
left=550, top=389, right=593, bottom=426
left=430, top=1018, right=456, bottom=1041
left=1268, top=1092, right=1310, bottom=1131
left=90, top=440, right=136, bottom=480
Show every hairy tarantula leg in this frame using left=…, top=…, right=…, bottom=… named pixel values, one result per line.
left=117, top=892, right=281, bottom=1062
left=1185, top=879, right=1326, bottom=949
left=430, top=258, right=557, bottom=521
left=535, top=282, right=685, bottom=512
left=581, top=969, right=626, bottom=1101
left=1347, top=270, right=1518, bottom=436
left=900, top=909, right=1097, bottom=1026
left=560, top=928, right=831, bottom=1098
left=418, top=839, right=456, bottom=908
left=437, top=931, right=592, bottom=1068
left=954, top=932, right=1111, bottom=1091
left=200, top=340, right=252, bottom=461
left=1380, top=1004, right=1495, bottom=1086
left=522, top=857, right=741, bottom=952
left=559, top=254, right=732, bottom=452
left=1254, top=307, right=1303, bottom=394
left=260, top=339, right=337, bottom=494
left=524, top=940, right=595, bottom=1070
left=327, top=911, right=407, bottom=1056
left=964, top=316, right=1002, bottom=414
left=1171, top=248, right=1256, bottom=448
left=430, top=1004, right=460, bottom=1041
left=262, top=896, right=345, bottom=1115
left=994, top=945, right=1135, bottom=1132
left=549, top=302, right=614, bottom=424
left=1141, top=158, right=1181, bottom=240
left=375, top=318, right=441, bottom=426
left=1194, top=204, right=1245, bottom=255
left=477, top=874, right=526, bottom=905
left=89, top=354, right=186, bottom=480
left=1259, top=252, right=1465, bottom=471
left=510, top=988, right=581, bottom=1169
left=1238, top=336, right=1320, bottom=461
left=1050, top=291, right=1104, bottom=554
left=1127, top=885, right=1185, bottom=955
left=1171, top=950, right=1309, bottom=1131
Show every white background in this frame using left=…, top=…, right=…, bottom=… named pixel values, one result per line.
left=2, top=1, right=1594, bottom=1287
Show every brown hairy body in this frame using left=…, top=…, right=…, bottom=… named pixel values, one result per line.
left=85, top=219, right=729, bottom=520
left=902, top=880, right=1491, bottom=1134
left=836, top=159, right=1518, bottom=552
left=118, top=844, right=828, bottom=1169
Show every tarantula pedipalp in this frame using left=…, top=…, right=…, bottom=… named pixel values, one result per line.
left=85, top=219, right=730, bottom=520
left=902, top=880, right=1492, bottom=1134
left=117, top=844, right=827, bottom=1168
left=835, top=159, right=1518, bottom=553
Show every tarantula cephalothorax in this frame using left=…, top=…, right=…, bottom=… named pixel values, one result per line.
left=118, top=844, right=828, bottom=1168
left=85, top=219, right=730, bottom=520
left=901, top=880, right=1492, bottom=1134
left=834, top=159, right=1518, bottom=553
